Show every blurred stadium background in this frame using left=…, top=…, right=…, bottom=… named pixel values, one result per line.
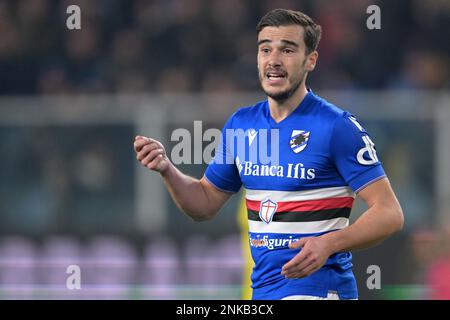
left=0, top=0, right=449, bottom=299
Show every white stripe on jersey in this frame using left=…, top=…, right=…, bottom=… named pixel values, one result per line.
left=245, top=186, right=355, bottom=202
left=248, top=217, right=349, bottom=234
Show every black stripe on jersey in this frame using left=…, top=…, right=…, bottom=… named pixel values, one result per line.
left=247, top=208, right=351, bottom=222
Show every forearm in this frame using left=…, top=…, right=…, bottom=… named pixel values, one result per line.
left=160, top=162, right=213, bottom=221
left=322, top=203, right=404, bottom=254
left=134, top=136, right=225, bottom=221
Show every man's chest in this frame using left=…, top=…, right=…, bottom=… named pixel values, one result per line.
left=232, top=122, right=338, bottom=190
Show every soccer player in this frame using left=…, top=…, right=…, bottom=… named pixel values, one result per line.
left=134, top=9, right=404, bottom=300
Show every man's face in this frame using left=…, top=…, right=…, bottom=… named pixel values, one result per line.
left=257, top=25, right=316, bottom=102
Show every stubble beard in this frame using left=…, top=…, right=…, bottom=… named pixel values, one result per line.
left=264, top=74, right=304, bottom=102
left=259, top=60, right=308, bottom=103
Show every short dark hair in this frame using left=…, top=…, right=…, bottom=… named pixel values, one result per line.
left=256, top=9, right=322, bottom=54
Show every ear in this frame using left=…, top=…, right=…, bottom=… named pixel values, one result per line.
left=306, top=51, right=318, bottom=72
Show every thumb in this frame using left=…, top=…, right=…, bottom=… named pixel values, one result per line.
left=289, top=237, right=309, bottom=249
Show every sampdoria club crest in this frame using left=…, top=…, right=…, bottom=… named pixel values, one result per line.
left=290, top=130, right=310, bottom=153
left=259, top=199, right=278, bottom=224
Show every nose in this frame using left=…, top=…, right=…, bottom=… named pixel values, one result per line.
left=268, top=61, right=281, bottom=69
left=267, top=51, right=282, bottom=68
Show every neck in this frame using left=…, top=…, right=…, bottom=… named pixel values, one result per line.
left=268, top=83, right=308, bottom=123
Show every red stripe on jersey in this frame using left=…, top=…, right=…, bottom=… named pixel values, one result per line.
left=246, top=197, right=354, bottom=212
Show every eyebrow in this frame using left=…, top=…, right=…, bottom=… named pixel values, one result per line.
left=257, top=39, right=300, bottom=47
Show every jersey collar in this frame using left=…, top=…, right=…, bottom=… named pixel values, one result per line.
left=265, top=88, right=316, bottom=127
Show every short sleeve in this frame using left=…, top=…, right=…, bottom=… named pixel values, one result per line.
left=330, top=112, right=386, bottom=193
left=204, top=112, right=242, bottom=193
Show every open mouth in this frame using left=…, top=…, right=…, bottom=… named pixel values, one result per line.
left=266, top=71, right=286, bottom=81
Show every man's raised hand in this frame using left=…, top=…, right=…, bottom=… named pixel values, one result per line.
left=134, top=135, right=170, bottom=173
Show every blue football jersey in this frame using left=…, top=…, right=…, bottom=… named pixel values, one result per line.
left=204, top=89, right=386, bottom=299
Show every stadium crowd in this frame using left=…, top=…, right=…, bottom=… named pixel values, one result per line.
left=0, top=0, right=448, bottom=95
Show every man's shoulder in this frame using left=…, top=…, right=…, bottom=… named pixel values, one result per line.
left=228, top=100, right=267, bottom=123
left=311, top=92, right=352, bottom=123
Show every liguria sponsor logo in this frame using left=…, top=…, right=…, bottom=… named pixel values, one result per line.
left=249, top=235, right=298, bottom=250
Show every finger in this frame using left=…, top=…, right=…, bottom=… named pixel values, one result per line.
left=147, top=153, right=165, bottom=170
left=136, top=143, right=158, bottom=159
left=137, top=144, right=157, bottom=162
left=135, top=135, right=153, bottom=141
left=141, top=148, right=164, bottom=166
left=134, top=140, right=150, bottom=152
left=141, top=143, right=159, bottom=155
left=283, top=254, right=316, bottom=276
left=289, top=237, right=309, bottom=249
left=282, top=255, right=314, bottom=276
left=285, top=261, right=317, bottom=279
left=134, top=138, right=154, bottom=152
left=134, top=139, right=154, bottom=148
left=282, top=248, right=310, bottom=272
left=295, top=263, right=319, bottom=279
